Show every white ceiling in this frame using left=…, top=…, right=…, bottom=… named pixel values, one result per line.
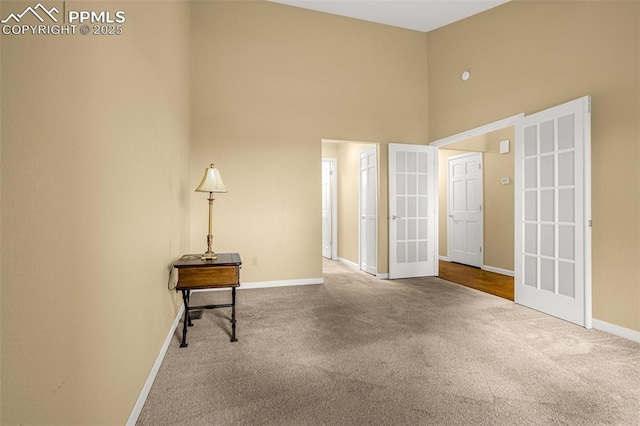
left=267, top=0, right=509, bottom=33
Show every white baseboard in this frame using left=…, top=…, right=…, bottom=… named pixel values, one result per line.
left=337, top=257, right=386, bottom=279
left=482, top=265, right=515, bottom=277
left=192, top=277, right=324, bottom=292
left=239, top=277, right=324, bottom=289
left=592, top=319, right=640, bottom=344
left=338, top=257, right=359, bottom=270
left=439, top=257, right=514, bottom=278
left=127, top=304, right=184, bottom=426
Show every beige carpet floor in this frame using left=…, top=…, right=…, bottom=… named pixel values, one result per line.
left=137, top=259, right=640, bottom=425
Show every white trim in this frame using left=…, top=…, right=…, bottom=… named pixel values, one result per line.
left=481, top=265, right=514, bottom=277
left=337, top=257, right=388, bottom=278
left=126, top=304, right=185, bottom=426
left=433, top=148, right=440, bottom=277
left=338, top=257, right=359, bottom=270
left=192, top=277, right=324, bottom=292
left=429, top=113, right=524, bottom=147
left=322, top=157, right=339, bottom=260
left=239, top=278, right=323, bottom=289
left=438, top=257, right=514, bottom=277
left=592, top=319, right=640, bottom=344
left=583, top=96, right=592, bottom=329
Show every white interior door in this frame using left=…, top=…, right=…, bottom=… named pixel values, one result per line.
left=359, top=147, right=377, bottom=275
left=515, top=96, right=591, bottom=327
left=321, top=159, right=334, bottom=259
left=448, top=152, right=483, bottom=268
left=389, top=144, right=437, bottom=279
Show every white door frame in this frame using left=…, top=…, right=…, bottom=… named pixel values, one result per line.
left=430, top=114, right=525, bottom=148
left=359, top=146, right=378, bottom=275
left=447, top=152, right=484, bottom=268
left=432, top=114, right=523, bottom=270
left=322, top=157, right=338, bottom=260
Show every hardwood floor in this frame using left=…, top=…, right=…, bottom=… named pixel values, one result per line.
left=438, top=261, right=514, bottom=301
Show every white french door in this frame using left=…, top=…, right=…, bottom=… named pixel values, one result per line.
left=448, top=152, right=483, bottom=268
left=515, top=96, right=591, bottom=327
left=359, top=147, right=377, bottom=275
left=389, top=144, right=437, bottom=279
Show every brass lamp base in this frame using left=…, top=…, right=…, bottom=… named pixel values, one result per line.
left=201, top=251, right=218, bottom=261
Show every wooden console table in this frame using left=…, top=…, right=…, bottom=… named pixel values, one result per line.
left=173, top=253, right=241, bottom=347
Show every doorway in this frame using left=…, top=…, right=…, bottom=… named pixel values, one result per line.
left=321, top=140, right=379, bottom=275
left=438, top=127, right=514, bottom=277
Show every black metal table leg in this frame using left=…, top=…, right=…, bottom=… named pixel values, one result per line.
left=178, top=286, right=238, bottom=347
left=180, top=290, right=190, bottom=348
left=186, top=290, right=194, bottom=327
left=230, top=287, right=237, bottom=342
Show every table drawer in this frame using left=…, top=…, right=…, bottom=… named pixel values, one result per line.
left=177, top=266, right=239, bottom=289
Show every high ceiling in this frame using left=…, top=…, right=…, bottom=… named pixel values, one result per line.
left=267, top=0, right=510, bottom=33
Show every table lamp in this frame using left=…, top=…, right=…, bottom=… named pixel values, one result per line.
left=195, top=164, right=227, bottom=261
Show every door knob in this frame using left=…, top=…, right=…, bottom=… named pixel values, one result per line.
left=449, top=214, right=454, bottom=218
left=391, top=215, right=401, bottom=220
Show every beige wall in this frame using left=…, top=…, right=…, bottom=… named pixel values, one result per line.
left=438, top=128, right=514, bottom=272
left=322, top=141, right=338, bottom=158
left=427, top=1, right=640, bottom=331
left=190, top=1, right=427, bottom=283
left=1, top=2, right=190, bottom=424
left=483, top=128, right=515, bottom=271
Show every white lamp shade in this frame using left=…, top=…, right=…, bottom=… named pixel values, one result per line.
left=195, top=164, right=227, bottom=193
